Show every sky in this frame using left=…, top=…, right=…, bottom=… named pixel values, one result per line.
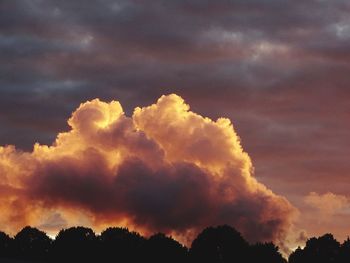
left=1, top=0, right=350, bottom=253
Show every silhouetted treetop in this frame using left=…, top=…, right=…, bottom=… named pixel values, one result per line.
left=99, top=226, right=145, bottom=245
left=147, top=233, right=188, bottom=263
left=190, top=225, right=249, bottom=263
left=55, top=226, right=96, bottom=243
left=51, top=226, right=97, bottom=263
left=0, top=231, right=12, bottom=257
left=338, top=237, right=350, bottom=263
left=14, top=226, right=51, bottom=261
left=251, top=242, right=286, bottom=263
left=289, top=233, right=341, bottom=263
left=99, top=227, right=146, bottom=262
left=1, top=225, right=350, bottom=263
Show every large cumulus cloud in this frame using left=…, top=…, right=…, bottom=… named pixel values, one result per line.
left=0, top=94, right=296, bottom=244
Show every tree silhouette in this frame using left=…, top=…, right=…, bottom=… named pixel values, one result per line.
left=99, top=227, right=146, bottom=263
left=146, top=233, right=188, bottom=263
left=338, top=238, right=350, bottom=263
left=0, top=231, right=12, bottom=258
left=2, top=224, right=350, bottom=263
left=289, top=247, right=306, bottom=263
left=189, top=225, right=249, bottom=263
left=250, top=242, right=286, bottom=263
left=289, top=233, right=340, bottom=263
left=13, top=226, right=51, bottom=261
left=50, top=226, right=97, bottom=263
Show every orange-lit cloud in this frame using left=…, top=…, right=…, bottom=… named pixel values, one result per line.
left=0, top=94, right=296, bottom=245
left=305, top=192, right=350, bottom=219
left=295, top=191, right=350, bottom=246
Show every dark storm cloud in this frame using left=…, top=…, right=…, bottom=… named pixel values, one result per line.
left=2, top=0, right=349, bottom=108
left=30, top=154, right=290, bottom=242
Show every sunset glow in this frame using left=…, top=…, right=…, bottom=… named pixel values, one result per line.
left=0, top=95, right=297, bottom=250
left=1, top=1, right=350, bottom=260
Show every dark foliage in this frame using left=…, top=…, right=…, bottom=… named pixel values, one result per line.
left=189, top=225, right=249, bottom=263
left=0, top=225, right=350, bottom=263
left=98, top=227, right=146, bottom=263
left=50, top=226, right=97, bottom=263
left=0, top=231, right=12, bottom=257
left=146, top=233, right=188, bottom=263
left=289, top=233, right=341, bottom=263
left=250, top=242, right=286, bottom=263
left=13, top=226, right=52, bottom=261
left=338, top=238, right=350, bottom=263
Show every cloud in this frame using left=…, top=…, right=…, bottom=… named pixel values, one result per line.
left=0, top=94, right=296, bottom=244
left=296, top=192, right=350, bottom=242
left=295, top=230, right=308, bottom=244
left=2, top=0, right=350, bottom=248
left=304, top=192, right=350, bottom=218
left=37, top=212, right=68, bottom=232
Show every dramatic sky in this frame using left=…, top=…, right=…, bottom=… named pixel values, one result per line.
left=1, top=0, right=350, bottom=253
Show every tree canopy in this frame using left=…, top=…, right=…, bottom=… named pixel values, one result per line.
left=0, top=225, right=349, bottom=263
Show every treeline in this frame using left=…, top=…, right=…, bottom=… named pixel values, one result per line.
left=0, top=225, right=348, bottom=263
left=0, top=225, right=284, bottom=263
left=289, top=233, right=350, bottom=263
